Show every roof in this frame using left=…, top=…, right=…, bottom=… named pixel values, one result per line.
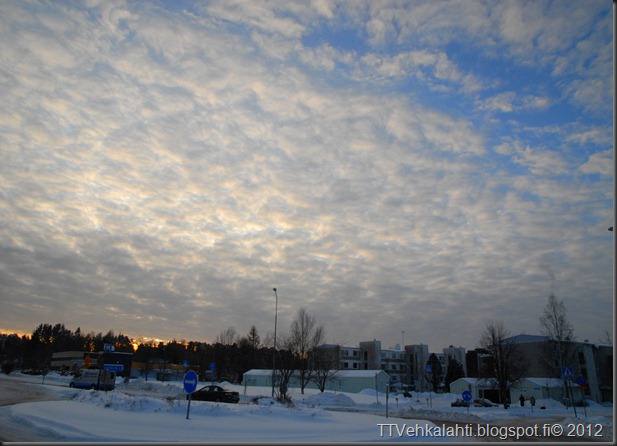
left=518, top=377, right=567, bottom=388
left=450, top=377, right=497, bottom=387
left=505, top=334, right=551, bottom=344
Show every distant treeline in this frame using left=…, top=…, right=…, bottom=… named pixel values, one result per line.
left=0, top=323, right=275, bottom=382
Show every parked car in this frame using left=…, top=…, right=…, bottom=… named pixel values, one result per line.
left=450, top=398, right=470, bottom=407
left=188, top=385, right=240, bottom=403
left=473, top=398, right=498, bottom=407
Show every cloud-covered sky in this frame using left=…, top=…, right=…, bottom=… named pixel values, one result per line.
left=1, top=0, right=613, bottom=352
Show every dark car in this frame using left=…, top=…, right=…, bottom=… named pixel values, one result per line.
left=188, top=385, right=240, bottom=403
left=450, top=398, right=470, bottom=407
left=473, top=398, right=498, bottom=407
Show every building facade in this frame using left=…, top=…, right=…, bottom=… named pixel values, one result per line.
left=506, top=334, right=612, bottom=404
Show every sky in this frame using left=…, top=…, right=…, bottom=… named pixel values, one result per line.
left=0, top=0, right=613, bottom=353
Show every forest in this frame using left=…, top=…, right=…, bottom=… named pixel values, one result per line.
left=0, top=309, right=334, bottom=401
left=1, top=322, right=279, bottom=382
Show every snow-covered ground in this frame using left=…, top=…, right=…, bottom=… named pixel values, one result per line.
left=0, top=371, right=613, bottom=442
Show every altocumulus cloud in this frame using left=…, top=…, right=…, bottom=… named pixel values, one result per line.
left=0, top=0, right=612, bottom=350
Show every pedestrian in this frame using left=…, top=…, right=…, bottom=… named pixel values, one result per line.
left=530, top=395, right=536, bottom=407
left=519, top=394, right=525, bottom=407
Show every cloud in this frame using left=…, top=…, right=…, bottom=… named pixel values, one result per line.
left=579, top=150, right=614, bottom=178
left=0, top=1, right=612, bottom=350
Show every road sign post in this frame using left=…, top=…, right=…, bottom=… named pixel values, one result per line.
left=425, top=365, right=433, bottom=408
left=561, top=366, right=577, bottom=418
left=462, top=390, right=472, bottom=413
left=209, top=362, right=216, bottom=384
left=183, top=370, right=198, bottom=420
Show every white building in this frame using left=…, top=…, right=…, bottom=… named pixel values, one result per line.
left=242, top=369, right=390, bottom=394
left=510, top=377, right=583, bottom=406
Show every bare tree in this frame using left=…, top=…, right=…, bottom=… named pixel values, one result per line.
left=479, top=320, right=528, bottom=405
left=311, top=346, right=341, bottom=392
left=215, top=327, right=238, bottom=346
left=289, top=308, right=324, bottom=394
left=274, top=334, right=296, bottom=404
left=539, top=293, right=576, bottom=376
left=599, top=330, right=612, bottom=345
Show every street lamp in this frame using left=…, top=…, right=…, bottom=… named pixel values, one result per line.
left=272, top=288, right=278, bottom=398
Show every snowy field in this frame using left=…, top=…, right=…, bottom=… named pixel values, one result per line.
left=0, top=371, right=613, bottom=442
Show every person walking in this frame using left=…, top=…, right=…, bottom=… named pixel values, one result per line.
left=519, top=394, right=525, bottom=407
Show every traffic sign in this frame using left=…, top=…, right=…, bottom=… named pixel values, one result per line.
left=103, top=364, right=124, bottom=372
left=183, top=370, right=198, bottom=394
left=462, top=390, right=472, bottom=402
left=561, top=366, right=574, bottom=379
left=576, top=376, right=587, bottom=386
left=103, top=343, right=115, bottom=352
left=425, top=365, right=432, bottom=374
left=209, top=362, right=216, bottom=371
left=181, top=360, right=190, bottom=368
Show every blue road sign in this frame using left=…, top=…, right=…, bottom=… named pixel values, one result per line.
left=209, top=362, right=216, bottom=371
left=425, top=365, right=432, bottom=374
left=462, top=390, right=472, bottom=402
left=576, top=376, right=587, bottom=386
left=561, top=366, right=574, bottom=379
left=103, top=364, right=124, bottom=372
left=183, top=370, right=198, bottom=394
left=181, top=360, right=189, bottom=368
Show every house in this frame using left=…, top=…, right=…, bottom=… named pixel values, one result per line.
left=449, top=377, right=500, bottom=402
left=242, top=369, right=391, bottom=394
left=510, top=377, right=583, bottom=406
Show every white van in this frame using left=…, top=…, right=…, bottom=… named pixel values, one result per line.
left=70, top=369, right=116, bottom=390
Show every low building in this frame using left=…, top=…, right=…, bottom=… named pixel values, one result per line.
left=50, top=351, right=86, bottom=373
left=449, top=377, right=500, bottom=402
left=242, top=369, right=390, bottom=394
left=51, top=350, right=133, bottom=377
left=510, top=377, right=583, bottom=406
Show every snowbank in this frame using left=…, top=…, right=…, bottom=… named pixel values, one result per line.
left=0, top=374, right=612, bottom=442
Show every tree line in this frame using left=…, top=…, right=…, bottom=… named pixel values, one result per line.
left=2, top=295, right=600, bottom=404
left=0, top=308, right=337, bottom=401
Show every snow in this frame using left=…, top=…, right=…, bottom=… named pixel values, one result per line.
left=1, top=372, right=613, bottom=442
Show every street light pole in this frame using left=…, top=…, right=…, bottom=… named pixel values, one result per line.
left=272, top=288, right=278, bottom=398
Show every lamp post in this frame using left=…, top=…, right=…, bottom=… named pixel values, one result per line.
left=271, top=287, right=278, bottom=398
